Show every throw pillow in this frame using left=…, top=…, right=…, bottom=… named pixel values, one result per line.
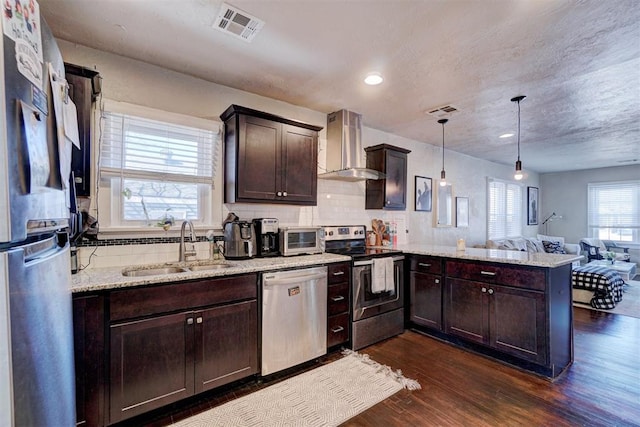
left=537, top=234, right=565, bottom=245
left=525, top=238, right=546, bottom=253
left=542, top=240, right=566, bottom=254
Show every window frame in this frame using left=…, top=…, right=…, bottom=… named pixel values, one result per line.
left=96, top=100, right=223, bottom=233
left=587, top=180, right=640, bottom=244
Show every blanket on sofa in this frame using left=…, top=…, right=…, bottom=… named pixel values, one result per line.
left=572, top=265, right=625, bottom=309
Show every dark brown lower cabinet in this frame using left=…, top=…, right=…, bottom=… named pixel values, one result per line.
left=409, top=271, right=443, bottom=331
left=444, top=277, right=547, bottom=365
left=195, top=301, right=258, bottom=393
left=109, top=300, right=258, bottom=424
left=408, top=257, right=572, bottom=379
left=110, top=312, right=194, bottom=423
left=73, top=295, right=105, bottom=427
left=326, top=262, right=351, bottom=349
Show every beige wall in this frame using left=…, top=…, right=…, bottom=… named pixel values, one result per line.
left=60, top=40, right=540, bottom=267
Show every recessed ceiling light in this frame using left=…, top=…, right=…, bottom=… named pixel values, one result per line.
left=364, top=72, right=383, bottom=85
left=499, top=133, right=514, bottom=138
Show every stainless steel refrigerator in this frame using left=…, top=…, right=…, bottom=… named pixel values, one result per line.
left=1, top=4, right=76, bottom=426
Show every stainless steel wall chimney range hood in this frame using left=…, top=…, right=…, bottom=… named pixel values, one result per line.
left=318, top=110, right=385, bottom=181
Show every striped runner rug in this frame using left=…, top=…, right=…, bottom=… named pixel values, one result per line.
left=171, top=350, right=420, bottom=427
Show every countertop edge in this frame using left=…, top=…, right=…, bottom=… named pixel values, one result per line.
left=71, top=253, right=351, bottom=293
left=396, top=245, right=583, bottom=268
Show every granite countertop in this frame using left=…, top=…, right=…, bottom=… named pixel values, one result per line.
left=396, top=244, right=583, bottom=268
left=72, top=245, right=582, bottom=293
left=71, top=253, right=351, bottom=293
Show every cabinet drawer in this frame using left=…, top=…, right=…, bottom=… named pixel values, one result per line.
left=110, top=274, right=257, bottom=322
left=446, top=261, right=545, bottom=291
left=410, top=255, right=442, bottom=274
left=327, top=313, right=350, bottom=348
left=327, top=262, right=350, bottom=285
left=328, top=282, right=349, bottom=316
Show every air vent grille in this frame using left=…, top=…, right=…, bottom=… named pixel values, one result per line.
left=426, top=105, right=459, bottom=119
left=214, top=3, right=264, bottom=42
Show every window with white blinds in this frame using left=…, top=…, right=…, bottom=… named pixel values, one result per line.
left=587, top=180, right=640, bottom=243
left=98, top=102, right=221, bottom=228
left=487, top=178, right=522, bottom=239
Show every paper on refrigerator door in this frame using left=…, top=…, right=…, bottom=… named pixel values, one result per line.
left=62, top=98, right=80, bottom=149
left=20, top=100, right=49, bottom=192
left=48, top=62, right=74, bottom=187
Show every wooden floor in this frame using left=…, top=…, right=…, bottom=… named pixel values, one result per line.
left=127, top=307, right=640, bottom=427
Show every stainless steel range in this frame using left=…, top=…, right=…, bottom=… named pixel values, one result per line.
left=323, top=225, right=405, bottom=350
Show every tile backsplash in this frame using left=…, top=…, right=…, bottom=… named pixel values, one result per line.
left=77, top=179, right=405, bottom=271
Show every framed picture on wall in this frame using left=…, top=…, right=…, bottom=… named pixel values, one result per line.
left=415, top=176, right=432, bottom=211
left=527, top=186, right=539, bottom=225
left=456, top=197, right=469, bottom=227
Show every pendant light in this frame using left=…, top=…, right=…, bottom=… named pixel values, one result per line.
left=510, top=95, right=526, bottom=180
left=438, top=118, right=448, bottom=187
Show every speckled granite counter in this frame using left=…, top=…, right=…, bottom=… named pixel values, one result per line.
left=396, top=244, right=582, bottom=268
left=71, top=253, right=351, bottom=293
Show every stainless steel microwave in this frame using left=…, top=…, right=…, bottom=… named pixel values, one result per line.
left=279, top=227, right=324, bottom=256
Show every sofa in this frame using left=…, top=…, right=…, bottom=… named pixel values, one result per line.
left=579, top=238, right=631, bottom=263
left=486, top=234, right=581, bottom=256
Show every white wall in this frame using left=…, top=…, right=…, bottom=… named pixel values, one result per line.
left=60, top=40, right=539, bottom=262
left=540, top=164, right=639, bottom=262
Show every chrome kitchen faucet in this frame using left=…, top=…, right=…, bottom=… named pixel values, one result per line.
left=179, top=220, right=197, bottom=262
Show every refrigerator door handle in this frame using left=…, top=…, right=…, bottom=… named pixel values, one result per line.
left=22, top=235, right=63, bottom=263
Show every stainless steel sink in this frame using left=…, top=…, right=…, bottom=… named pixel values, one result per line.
left=122, top=266, right=188, bottom=277
left=188, top=263, right=232, bottom=271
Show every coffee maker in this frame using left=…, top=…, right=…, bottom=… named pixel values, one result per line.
left=223, top=220, right=257, bottom=259
left=252, top=218, right=280, bottom=257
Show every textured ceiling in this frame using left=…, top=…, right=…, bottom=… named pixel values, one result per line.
left=38, top=0, right=640, bottom=174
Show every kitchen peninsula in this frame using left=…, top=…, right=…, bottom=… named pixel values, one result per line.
left=399, top=244, right=582, bottom=380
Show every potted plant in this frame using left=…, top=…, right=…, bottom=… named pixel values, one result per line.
left=604, top=251, right=616, bottom=264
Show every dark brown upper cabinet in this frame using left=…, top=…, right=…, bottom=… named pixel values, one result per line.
left=64, top=63, right=101, bottom=197
left=220, top=105, right=323, bottom=205
left=365, top=144, right=411, bottom=210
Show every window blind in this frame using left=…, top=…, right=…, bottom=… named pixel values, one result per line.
left=587, top=180, right=640, bottom=242
left=488, top=178, right=522, bottom=239
left=100, top=112, right=219, bottom=184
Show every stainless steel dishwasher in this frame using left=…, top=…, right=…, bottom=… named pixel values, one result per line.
left=261, top=266, right=328, bottom=375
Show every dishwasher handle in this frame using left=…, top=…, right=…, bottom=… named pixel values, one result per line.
left=263, top=272, right=327, bottom=287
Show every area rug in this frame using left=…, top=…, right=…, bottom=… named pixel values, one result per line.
left=171, top=350, right=420, bottom=427
left=574, top=279, right=640, bottom=319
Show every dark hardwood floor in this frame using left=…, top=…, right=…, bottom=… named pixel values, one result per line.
left=129, top=307, right=640, bottom=427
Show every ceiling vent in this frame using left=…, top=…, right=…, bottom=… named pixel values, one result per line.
left=213, top=3, right=264, bottom=42
left=426, top=105, right=460, bottom=119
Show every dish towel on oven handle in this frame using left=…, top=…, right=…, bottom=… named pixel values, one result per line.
left=372, top=257, right=394, bottom=293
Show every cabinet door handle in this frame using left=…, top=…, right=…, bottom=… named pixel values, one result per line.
left=434, top=279, right=440, bottom=284
left=418, top=263, right=431, bottom=267
left=481, top=287, right=487, bottom=293
left=330, top=326, right=345, bottom=333
left=187, top=318, right=194, bottom=325
left=386, top=200, right=391, bottom=205
left=196, top=317, right=203, bottom=324
left=277, top=191, right=283, bottom=196
left=331, top=295, right=345, bottom=302
left=283, top=191, right=288, bottom=197
left=332, top=271, right=345, bottom=276
left=488, top=289, right=494, bottom=295
left=480, top=271, right=496, bottom=276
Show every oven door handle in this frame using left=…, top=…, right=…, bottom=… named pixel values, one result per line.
left=353, top=255, right=404, bottom=267
left=359, top=293, right=400, bottom=313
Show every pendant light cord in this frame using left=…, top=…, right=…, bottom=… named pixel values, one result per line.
left=438, top=118, right=448, bottom=172
left=516, top=99, right=521, bottom=161
left=441, top=121, right=445, bottom=170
